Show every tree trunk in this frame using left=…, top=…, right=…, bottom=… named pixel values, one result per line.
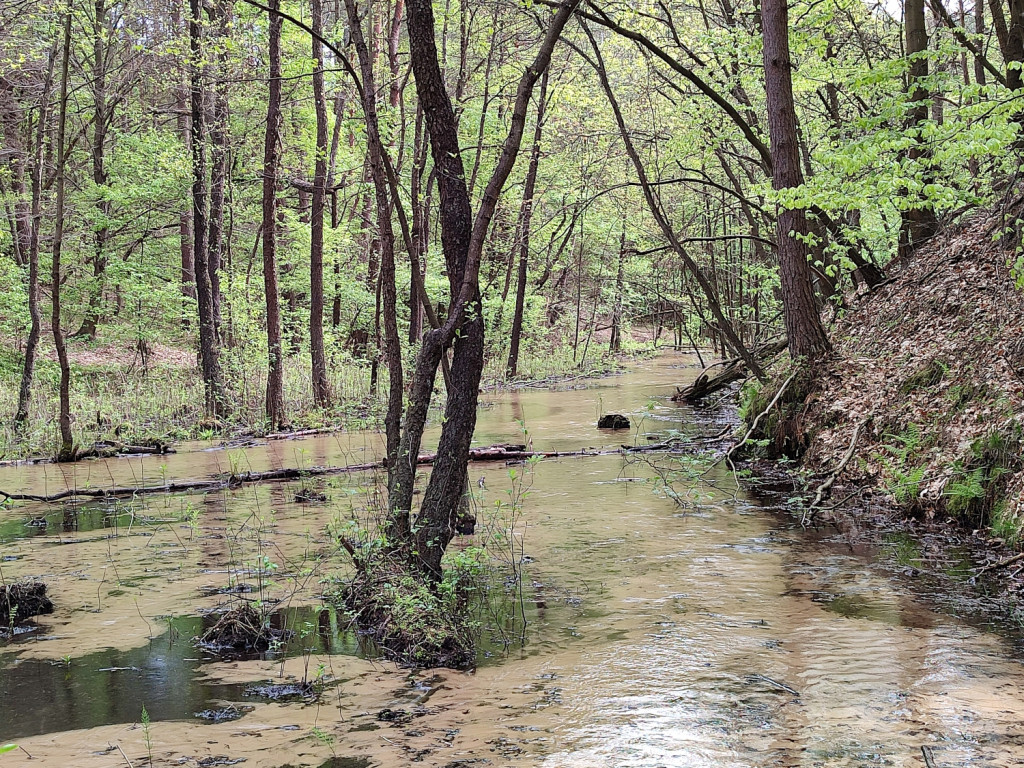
left=14, top=41, right=57, bottom=431
left=761, top=0, right=831, bottom=358
left=262, top=0, right=286, bottom=429
left=310, top=0, right=331, bottom=408
left=403, top=0, right=580, bottom=578
left=343, top=0, right=405, bottom=532
left=173, top=0, right=196, bottom=307
left=408, top=104, right=428, bottom=344
left=609, top=227, right=626, bottom=353
left=190, top=0, right=227, bottom=418
left=53, top=10, right=75, bottom=461
left=74, top=0, right=111, bottom=341
left=899, top=0, right=940, bottom=258
left=207, top=0, right=232, bottom=342
left=507, top=69, right=549, bottom=379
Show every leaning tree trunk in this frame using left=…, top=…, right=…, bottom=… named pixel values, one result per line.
left=403, top=0, right=582, bottom=578
left=262, top=0, right=286, bottom=429
left=761, top=0, right=831, bottom=359
left=52, top=10, right=74, bottom=461
left=190, top=0, right=227, bottom=418
left=310, top=0, right=331, bottom=408
left=583, top=24, right=767, bottom=378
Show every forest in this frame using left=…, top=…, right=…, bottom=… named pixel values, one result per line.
left=2, top=0, right=1024, bottom=764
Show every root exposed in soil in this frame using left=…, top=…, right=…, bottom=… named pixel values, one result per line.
left=197, top=603, right=290, bottom=654
left=0, top=581, right=54, bottom=627
left=340, top=555, right=475, bottom=669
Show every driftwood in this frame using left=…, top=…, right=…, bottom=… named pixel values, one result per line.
left=802, top=417, right=869, bottom=525
left=264, top=426, right=346, bottom=441
left=974, top=551, right=1024, bottom=576
left=0, top=444, right=616, bottom=504
left=622, top=425, right=734, bottom=453
left=673, top=339, right=788, bottom=402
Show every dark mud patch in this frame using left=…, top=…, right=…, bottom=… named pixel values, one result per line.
left=195, top=704, right=253, bottom=723
left=278, top=758, right=373, bottom=768
left=243, top=681, right=316, bottom=701
left=318, top=757, right=373, bottom=768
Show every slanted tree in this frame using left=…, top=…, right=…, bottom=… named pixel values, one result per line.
left=391, top=0, right=583, bottom=578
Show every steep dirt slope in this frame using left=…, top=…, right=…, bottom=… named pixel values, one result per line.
left=800, top=212, right=1024, bottom=540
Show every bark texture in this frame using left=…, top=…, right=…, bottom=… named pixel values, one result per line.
left=262, top=0, right=286, bottom=428
left=761, top=0, right=831, bottom=358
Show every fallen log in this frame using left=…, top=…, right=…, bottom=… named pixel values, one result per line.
left=672, top=339, right=788, bottom=403
left=0, top=444, right=617, bottom=504
left=265, top=425, right=346, bottom=441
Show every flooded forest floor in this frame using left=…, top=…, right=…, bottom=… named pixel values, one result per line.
left=1, top=347, right=1024, bottom=766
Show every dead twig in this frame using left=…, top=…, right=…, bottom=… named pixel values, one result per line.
left=750, top=673, right=799, bottom=696
left=719, top=373, right=796, bottom=469
left=802, top=418, right=868, bottom=526
left=115, top=743, right=134, bottom=768
left=974, top=551, right=1024, bottom=576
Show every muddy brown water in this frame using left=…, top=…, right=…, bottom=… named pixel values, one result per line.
left=2, top=353, right=1024, bottom=767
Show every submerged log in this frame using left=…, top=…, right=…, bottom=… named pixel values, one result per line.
left=0, top=444, right=616, bottom=504
left=673, top=339, right=788, bottom=403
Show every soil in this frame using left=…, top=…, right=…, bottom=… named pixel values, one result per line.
left=799, top=210, right=1024, bottom=511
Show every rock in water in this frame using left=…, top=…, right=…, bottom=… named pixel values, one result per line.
left=597, top=414, right=630, bottom=429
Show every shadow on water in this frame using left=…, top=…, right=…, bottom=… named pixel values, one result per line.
left=0, top=615, right=244, bottom=740
left=0, top=606, right=369, bottom=741
left=279, top=758, right=372, bottom=768
left=0, top=500, right=149, bottom=543
left=0, top=593, right=548, bottom=741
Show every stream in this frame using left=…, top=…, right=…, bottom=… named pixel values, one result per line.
left=2, top=353, right=1024, bottom=767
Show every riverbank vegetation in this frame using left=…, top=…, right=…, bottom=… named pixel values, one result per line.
left=739, top=210, right=1024, bottom=548
left=4, top=0, right=1024, bottom=663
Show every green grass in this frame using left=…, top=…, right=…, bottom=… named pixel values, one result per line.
left=0, top=349, right=383, bottom=460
